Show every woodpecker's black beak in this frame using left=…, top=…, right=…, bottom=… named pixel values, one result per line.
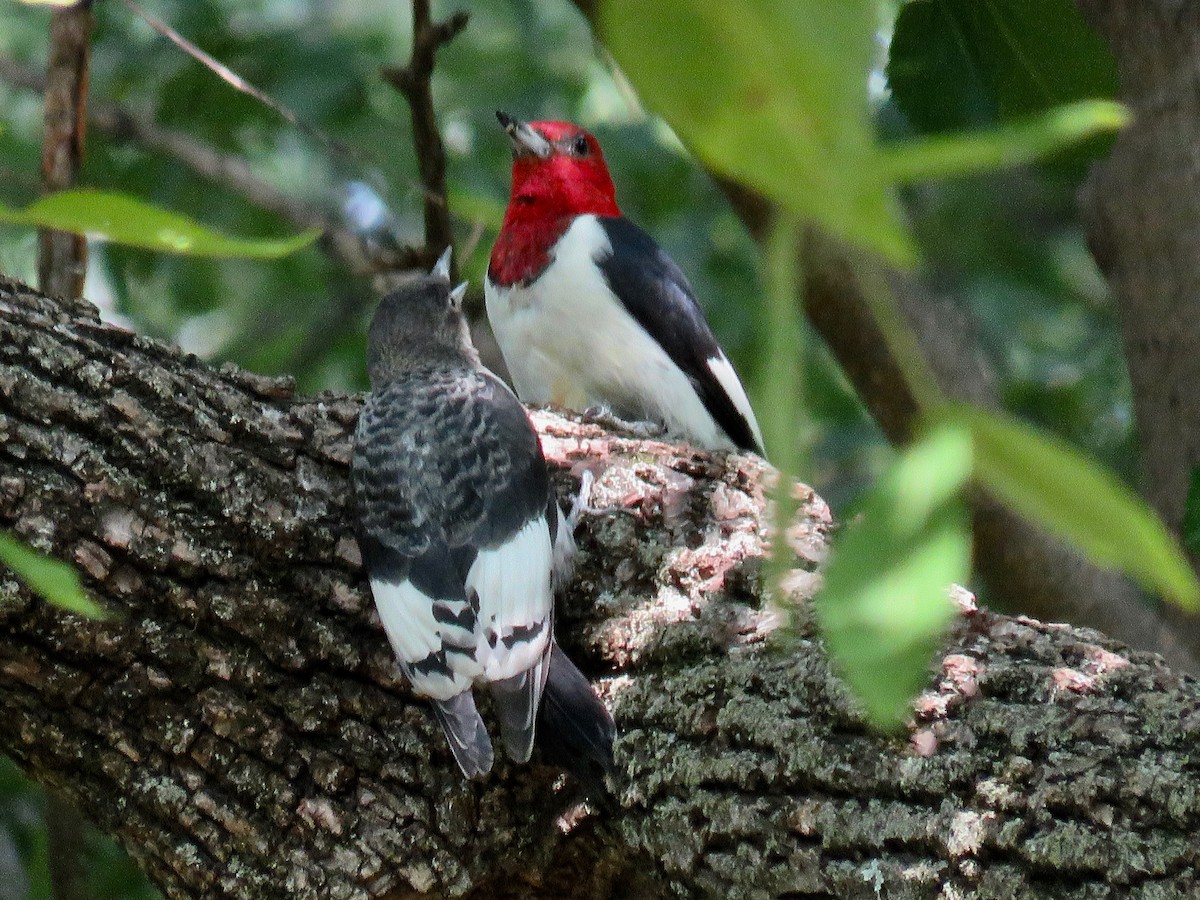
left=496, top=110, right=552, bottom=160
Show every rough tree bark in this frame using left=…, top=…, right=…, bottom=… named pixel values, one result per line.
left=2, top=277, right=1200, bottom=898
left=36, top=1, right=92, bottom=303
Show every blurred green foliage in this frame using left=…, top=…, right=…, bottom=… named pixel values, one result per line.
left=880, top=99, right=1126, bottom=183
left=888, top=0, right=1118, bottom=131
left=818, top=423, right=969, bottom=728
left=0, top=532, right=104, bottom=617
left=0, top=758, right=157, bottom=900
left=0, top=190, right=319, bottom=258
left=602, top=0, right=912, bottom=262
left=883, top=0, right=1132, bottom=481
left=943, top=402, right=1198, bottom=609
left=0, top=0, right=1156, bottom=892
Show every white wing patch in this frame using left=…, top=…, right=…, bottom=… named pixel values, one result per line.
left=370, top=515, right=554, bottom=702
left=372, top=578, right=441, bottom=663
left=371, top=577, right=480, bottom=701
left=468, top=515, right=554, bottom=681
left=706, top=352, right=765, bottom=454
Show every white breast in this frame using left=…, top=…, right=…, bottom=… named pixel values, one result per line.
left=485, top=214, right=734, bottom=450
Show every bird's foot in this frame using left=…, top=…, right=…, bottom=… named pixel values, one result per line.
left=566, top=469, right=595, bottom=531
left=581, top=407, right=666, bottom=441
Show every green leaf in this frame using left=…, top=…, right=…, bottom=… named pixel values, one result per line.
left=817, top=424, right=971, bottom=729
left=760, top=213, right=808, bottom=472
left=761, top=214, right=812, bottom=601
left=886, top=0, right=996, bottom=133
left=599, top=0, right=915, bottom=264
left=880, top=100, right=1129, bottom=183
left=887, top=0, right=1118, bottom=132
left=0, top=532, right=105, bottom=617
left=0, top=190, right=320, bottom=259
left=940, top=403, right=1200, bottom=610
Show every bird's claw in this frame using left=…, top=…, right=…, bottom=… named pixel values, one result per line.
left=581, top=407, right=666, bottom=441
left=567, top=469, right=595, bottom=530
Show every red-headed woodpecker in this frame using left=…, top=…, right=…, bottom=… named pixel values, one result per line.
left=353, top=249, right=614, bottom=780
left=486, top=112, right=765, bottom=456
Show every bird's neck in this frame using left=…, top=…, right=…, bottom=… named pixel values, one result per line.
left=367, top=343, right=477, bottom=387
left=490, top=194, right=620, bottom=288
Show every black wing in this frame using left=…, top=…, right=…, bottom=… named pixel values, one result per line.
left=596, top=216, right=763, bottom=454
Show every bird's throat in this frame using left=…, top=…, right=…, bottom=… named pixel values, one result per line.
left=488, top=209, right=575, bottom=288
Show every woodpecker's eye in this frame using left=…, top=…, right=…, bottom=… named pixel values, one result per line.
left=572, top=135, right=590, bottom=156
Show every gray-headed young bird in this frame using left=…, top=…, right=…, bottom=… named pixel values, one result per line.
left=352, top=249, right=614, bottom=780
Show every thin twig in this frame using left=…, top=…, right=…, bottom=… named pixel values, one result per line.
left=119, top=0, right=361, bottom=167
left=46, top=794, right=89, bottom=900
left=113, top=0, right=459, bottom=271
left=0, top=57, right=424, bottom=278
left=37, top=1, right=93, bottom=300
left=381, top=1, right=469, bottom=268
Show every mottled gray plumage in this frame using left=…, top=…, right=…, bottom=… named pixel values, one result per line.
left=355, top=369, right=553, bottom=563
left=353, top=255, right=615, bottom=783
left=353, top=263, right=558, bottom=778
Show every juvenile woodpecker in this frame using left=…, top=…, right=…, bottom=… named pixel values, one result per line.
left=486, top=112, right=765, bottom=456
left=353, top=250, right=613, bottom=780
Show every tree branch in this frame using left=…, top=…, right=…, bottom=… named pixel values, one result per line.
left=35, top=6, right=96, bottom=896
left=2, top=275, right=1200, bottom=897
left=380, top=1, right=469, bottom=266
left=36, top=2, right=93, bottom=301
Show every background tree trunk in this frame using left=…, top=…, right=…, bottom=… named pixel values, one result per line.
left=1076, top=0, right=1200, bottom=663
left=1, top=276, right=1199, bottom=898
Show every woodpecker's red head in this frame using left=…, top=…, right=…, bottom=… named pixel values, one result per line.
left=489, top=112, right=620, bottom=286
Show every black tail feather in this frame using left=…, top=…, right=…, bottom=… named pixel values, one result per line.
left=536, top=642, right=616, bottom=790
